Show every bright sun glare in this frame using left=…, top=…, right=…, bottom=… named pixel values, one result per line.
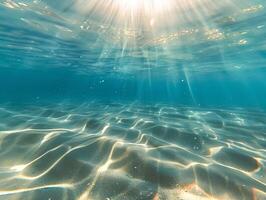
left=74, top=0, right=221, bottom=29
left=114, top=0, right=174, bottom=13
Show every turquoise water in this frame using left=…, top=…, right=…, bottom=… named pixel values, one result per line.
left=0, top=0, right=266, bottom=199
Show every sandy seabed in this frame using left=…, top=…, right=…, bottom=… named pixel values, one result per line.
left=0, top=103, right=265, bottom=200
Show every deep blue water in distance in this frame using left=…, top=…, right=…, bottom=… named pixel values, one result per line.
left=1, top=67, right=266, bottom=108
left=1, top=0, right=266, bottom=200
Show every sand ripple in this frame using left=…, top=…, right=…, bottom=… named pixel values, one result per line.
left=0, top=103, right=266, bottom=200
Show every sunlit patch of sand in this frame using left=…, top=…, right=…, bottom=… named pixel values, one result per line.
left=0, top=103, right=265, bottom=199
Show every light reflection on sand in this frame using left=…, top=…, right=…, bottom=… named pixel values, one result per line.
left=0, top=103, right=266, bottom=200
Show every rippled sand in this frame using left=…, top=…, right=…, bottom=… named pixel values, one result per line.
left=0, top=103, right=265, bottom=200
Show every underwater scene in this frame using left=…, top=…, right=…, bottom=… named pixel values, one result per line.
left=1, top=0, right=266, bottom=199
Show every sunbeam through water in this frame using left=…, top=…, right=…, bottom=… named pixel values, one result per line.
left=0, top=0, right=266, bottom=200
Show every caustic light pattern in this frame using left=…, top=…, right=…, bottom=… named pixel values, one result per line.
left=0, top=103, right=266, bottom=200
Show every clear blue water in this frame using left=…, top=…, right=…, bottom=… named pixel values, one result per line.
left=0, top=0, right=266, bottom=199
